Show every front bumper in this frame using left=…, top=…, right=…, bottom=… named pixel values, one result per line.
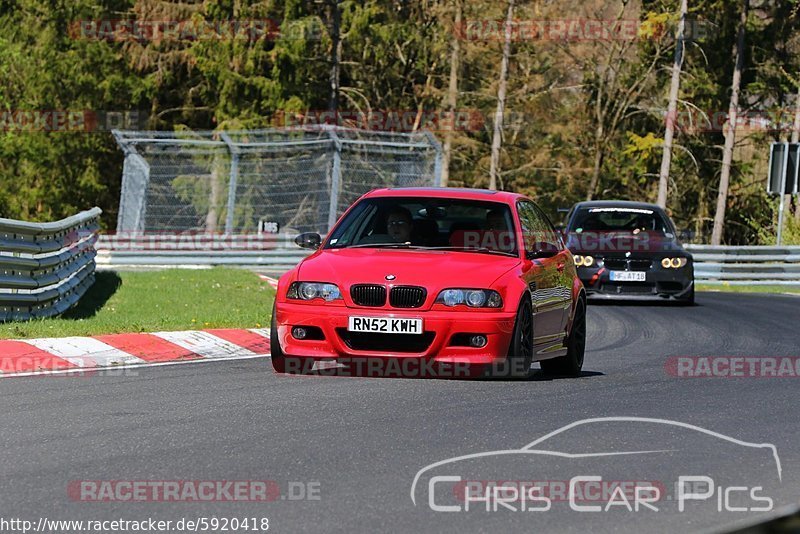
left=275, top=302, right=517, bottom=364
left=577, top=265, right=693, bottom=300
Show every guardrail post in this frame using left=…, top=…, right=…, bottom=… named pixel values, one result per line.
left=776, top=143, right=789, bottom=246
left=221, top=132, right=240, bottom=235
left=327, top=127, right=343, bottom=231
left=422, top=130, right=443, bottom=187
left=112, top=130, right=150, bottom=233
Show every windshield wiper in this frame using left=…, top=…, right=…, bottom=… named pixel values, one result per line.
left=341, top=242, right=416, bottom=249
left=333, top=243, right=517, bottom=257
left=420, top=246, right=518, bottom=257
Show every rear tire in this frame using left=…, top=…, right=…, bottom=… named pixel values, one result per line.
left=541, top=297, right=586, bottom=377
left=488, top=297, right=533, bottom=379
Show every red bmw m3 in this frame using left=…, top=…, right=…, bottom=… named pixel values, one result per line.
left=270, top=188, right=586, bottom=379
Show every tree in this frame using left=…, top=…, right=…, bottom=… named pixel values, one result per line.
left=440, top=0, right=462, bottom=187
left=488, top=0, right=514, bottom=190
left=656, top=0, right=688, bottom=208
left=328, top=0, right=342, bottom=113
left=711, top=0, right=748, bottom=245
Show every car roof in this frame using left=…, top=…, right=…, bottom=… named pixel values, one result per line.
left=363, top=187, right=525, bottom=203
left=570, top=200, right=665, bottom=212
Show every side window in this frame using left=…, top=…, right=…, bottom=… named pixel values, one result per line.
left=517, top=201, right=555, bottom=253
left=532, top=204, right=563, bottom=250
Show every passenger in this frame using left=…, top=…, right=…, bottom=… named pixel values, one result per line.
left=485, top=208, right=508, bottom=231
left=484, top=208, right=514, bottom=252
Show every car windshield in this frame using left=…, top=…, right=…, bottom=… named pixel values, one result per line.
left=325, top=197, right=518, bottom=256
left=569, top=206, right=673, bottom=235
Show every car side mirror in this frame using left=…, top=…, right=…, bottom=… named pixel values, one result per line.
left=295, top=232, right=322, bottom=250
left=526, top=242, right=560, bottom=259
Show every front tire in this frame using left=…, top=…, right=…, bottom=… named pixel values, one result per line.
left=270, top=303, right=287, bottom=373
left=488, top=297, right=534, bottom=379
left=679, top=284, right=695, bottom=306
left=541, top=297, right=586, bottom=377
left=270, top=303, right=311, bottom=374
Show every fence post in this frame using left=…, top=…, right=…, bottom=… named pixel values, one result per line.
left=327, top=127, right=343, bottom=231
left=220, top=132, right=240, bottom=234
left=422, top=130, right=443, bottom=186
left=112, top=129, right=150, bottom=233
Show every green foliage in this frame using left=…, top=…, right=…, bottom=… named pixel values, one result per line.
left=0, top=0, right=798, bottom=244
left=0, top=268, right=274, bottom=339
left=753, top=197, right=800, bottom=246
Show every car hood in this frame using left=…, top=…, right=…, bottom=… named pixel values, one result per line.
left=298, top=248, right=521, bottom=290
left=566, top=231, right=688, bottom=257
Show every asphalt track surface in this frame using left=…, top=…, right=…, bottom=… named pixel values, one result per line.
left=1, top=292, right=799, bottom=534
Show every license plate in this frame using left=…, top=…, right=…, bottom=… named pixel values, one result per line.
left=609, top=271, right=646, bottom=282
left=348, top=316, right=423, bottom=335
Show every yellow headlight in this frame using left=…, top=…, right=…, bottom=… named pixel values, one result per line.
left=583, top=255, right=595, bottom=267
left=574, top=255, right=584, bottom=266
left=671, top=257, right=687, bottom=268
left=662, top=257, right=688, bottom=268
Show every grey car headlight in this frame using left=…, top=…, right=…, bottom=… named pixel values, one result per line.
left=435, top=289, right=503, bottom=308
left=287, top=282, right=342, bottom=302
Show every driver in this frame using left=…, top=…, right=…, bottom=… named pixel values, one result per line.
left=386, top=206, right=413, bottom=243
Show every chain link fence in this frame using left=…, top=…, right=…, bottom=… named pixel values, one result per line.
left=112, top=126, right=442, bottom=235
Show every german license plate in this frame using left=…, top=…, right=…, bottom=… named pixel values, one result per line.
left=609, top=271, right=646, bottom=282
left=348, top=316, right=423, bottom=335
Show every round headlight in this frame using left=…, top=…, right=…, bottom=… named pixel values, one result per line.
left=574, top=255, right=584, bottom=266
left=300, top=283, right=319, bottom=300
left=671, top=257, right=686, bottom=268
left=486, top=291, right=503, bottom=308
left=442, top=289, right=464, bottom=307
left=583, top=255, right=594, bottom=267
left=465, top=290, right=487, bottom=307
left=320, top=284, right=341, bottom=301
left=661, top=258, right=672, bottom=269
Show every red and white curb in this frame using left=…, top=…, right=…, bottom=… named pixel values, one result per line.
left=0, top=329, right=271, bottom=378
left=258, top=274, right=279, bottom=289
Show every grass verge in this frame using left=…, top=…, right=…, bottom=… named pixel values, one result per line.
left=697, top=283, right=800, bottom=295
left=0, top=268, right=275, bottom=340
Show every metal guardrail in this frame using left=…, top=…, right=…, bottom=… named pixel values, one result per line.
left=686, top=244, right=800, bottom=285
left=0, top=208, right=102, bottom=321
left=95, top=233, right=310, bottom=276
left=96, top=239, right=800, bottom=285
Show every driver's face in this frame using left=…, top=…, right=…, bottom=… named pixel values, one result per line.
left=487, top=213, right=506, bottom=231
left=387, top=214, right=412, bottom=242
